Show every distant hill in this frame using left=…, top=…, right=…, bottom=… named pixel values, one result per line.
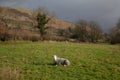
left=0, top=7, right=34, bottom=30
left=0, top=7, right=75, bottom=30
left=0, top=7, right=75, bottom=41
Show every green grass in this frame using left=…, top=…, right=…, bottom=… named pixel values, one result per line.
left=0, top=41, right=120, bottom=80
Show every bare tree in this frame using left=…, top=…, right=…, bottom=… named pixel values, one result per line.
left=74, top=20, right=87, bottom=42
left=0, top=25, right=9, bottom=41
left=87, top=21, right=102, bottom=43
left=109, top=19, right=120, bottom=44
left=0, top=16, right=9, bottom=41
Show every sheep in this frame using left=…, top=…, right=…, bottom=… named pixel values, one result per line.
left=53, top=55, right=70, bottom=66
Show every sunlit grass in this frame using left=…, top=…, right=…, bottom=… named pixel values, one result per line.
left=0, top=41, right=120, bottom=80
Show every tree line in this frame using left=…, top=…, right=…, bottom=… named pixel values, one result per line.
left=34, top=8, right=120, bottom=44
left=31, top=8, right=120, bottom=44
left=0, top=7, right=120, bottom=44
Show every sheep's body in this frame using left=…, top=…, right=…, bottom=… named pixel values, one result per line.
left=53, top=55, right=70, bottom=66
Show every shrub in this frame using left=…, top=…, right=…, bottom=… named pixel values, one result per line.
left=0, top=25, right=9, bottom=41
left=109, top=27, right=120, bottom=44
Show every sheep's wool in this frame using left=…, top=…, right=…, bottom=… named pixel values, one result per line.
left=53, top=55, right=70, bottom=66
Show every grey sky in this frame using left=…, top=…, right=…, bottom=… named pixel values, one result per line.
left=0, top=0, right=120, bottom=31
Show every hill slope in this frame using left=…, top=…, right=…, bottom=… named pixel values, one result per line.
left=0, top=7, right=74, bottom=30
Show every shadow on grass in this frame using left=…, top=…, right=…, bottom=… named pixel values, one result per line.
left=33, top=62, right=55, bottom=66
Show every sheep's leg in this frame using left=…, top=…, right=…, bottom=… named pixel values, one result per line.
left=64, top=65, right=67, bottom=67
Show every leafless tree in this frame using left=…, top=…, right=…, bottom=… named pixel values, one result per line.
left=74, top=20, right=87, bottom=42
left=87, top=21, right=102, bottom=43
left=109, top=19, right=120, bottom=44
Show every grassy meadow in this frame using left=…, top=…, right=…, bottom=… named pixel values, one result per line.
left=0, top=41, right=120, bottom=80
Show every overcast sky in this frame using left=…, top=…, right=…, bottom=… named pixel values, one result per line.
left=0, top=0, right=120, bottom=32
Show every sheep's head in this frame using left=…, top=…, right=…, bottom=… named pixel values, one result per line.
left=53, top=55, right=57, bottom=61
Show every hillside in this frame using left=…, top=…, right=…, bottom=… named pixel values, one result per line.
left=0, top=7, right=74, bottom=30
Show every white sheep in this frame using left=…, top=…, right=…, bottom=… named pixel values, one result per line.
left=53, top=55, right=70, bottom=66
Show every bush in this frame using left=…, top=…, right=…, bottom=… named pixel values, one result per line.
left=109, top=28, right=120, bottom=44
left=0, top=25, right=41, bottom=41
left=0, top=25, right=9, bottom=41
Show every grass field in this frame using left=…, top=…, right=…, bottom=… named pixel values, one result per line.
left=0, top=41, right=120, bottom=80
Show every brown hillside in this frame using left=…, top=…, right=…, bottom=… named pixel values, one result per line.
left=47, top=18, right=74, bottom=29
left=0, top=7, right=75, bottom=30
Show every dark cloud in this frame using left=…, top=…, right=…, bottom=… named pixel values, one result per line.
left=0, top=0, right=120, bottom=31
left=0, top=0, right=16, bottom=4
